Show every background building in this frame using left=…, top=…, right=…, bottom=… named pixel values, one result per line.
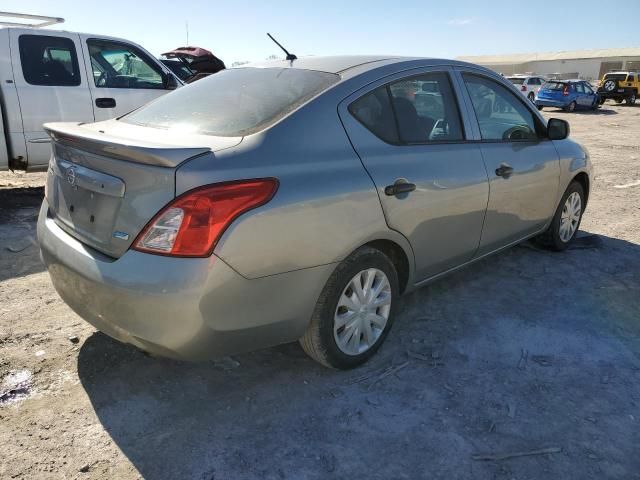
left=457, top=47, right=640, bottom=81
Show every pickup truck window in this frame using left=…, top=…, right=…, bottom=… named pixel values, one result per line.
left=19, top=35, right=81, bottom=86
left=87, top=39, right=164, bottom=89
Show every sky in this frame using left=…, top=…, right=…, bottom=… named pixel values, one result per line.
left=2, top=1, right=639, bottom=64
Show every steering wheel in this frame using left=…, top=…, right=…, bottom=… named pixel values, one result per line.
left=429, top=118, right=447, bottom=140
left=502, top=126, right=530, bottom=141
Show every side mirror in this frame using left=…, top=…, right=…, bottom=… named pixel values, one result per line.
left=162, top=72, right=179, bottom=90
left=547, top=118, right=569, bottom=140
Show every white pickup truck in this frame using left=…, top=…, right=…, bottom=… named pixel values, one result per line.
left=0, top=13, right=181, bottom=171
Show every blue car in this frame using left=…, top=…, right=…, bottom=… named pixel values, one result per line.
left=536, top=80, right=600, bottom=112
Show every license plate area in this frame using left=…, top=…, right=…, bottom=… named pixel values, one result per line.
left=49, top=155, right=125, bottom=247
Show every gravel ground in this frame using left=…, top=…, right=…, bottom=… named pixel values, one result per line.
left=0, top=104, right=639, bottom=479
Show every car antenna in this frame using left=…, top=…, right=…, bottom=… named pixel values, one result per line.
left=267, top=33, right=297, bottom=62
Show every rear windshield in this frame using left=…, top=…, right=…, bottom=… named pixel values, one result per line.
left=507, top=77, right=525, bottom=85
left=544, top=81, right=567, bottom=90
left=121, top=67, right=340, bottom=136
left=603, top=73, right=627, bottom=81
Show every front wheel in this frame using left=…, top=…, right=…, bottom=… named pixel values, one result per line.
left=615, top=98, right=624, bottom=104
left=299, top=247, right=399, bottom=369
left=534, top=181, right=585, bottom=251
left=626, top=93, right=636, bottom=105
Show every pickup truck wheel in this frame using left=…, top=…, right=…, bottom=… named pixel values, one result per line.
left=615, top=98, right=624, bottom=104
left=299, top=247, right=399, bottom=369
left=626, top=93, right=636, bottom=105
left=534, top=181, right=585, bottom=251
left=564, top=101, right=576, bottom=112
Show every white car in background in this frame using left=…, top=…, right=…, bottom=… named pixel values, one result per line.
left=506, top=75, right=547, bottom=103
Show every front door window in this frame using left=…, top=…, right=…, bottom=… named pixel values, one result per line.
left=87, top=39, right=164, bottom=89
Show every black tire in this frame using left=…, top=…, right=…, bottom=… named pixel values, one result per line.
left=564, top=101, right=576, bottom=112
left=299, top=246, right=399, bottom=369
left=534, top=181, right=585, bottom=251
left=537, top=105, right=544, bottom=111
left=615, top=98, right=624, bottom=104
left=602, top=78, right=618, bottom=93
left=528, top=92, right=535, bottom=103
left=626, top=93, right=636, bottom=105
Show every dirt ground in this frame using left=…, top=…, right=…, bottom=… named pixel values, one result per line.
left=1, top=103, right=639, bottom=480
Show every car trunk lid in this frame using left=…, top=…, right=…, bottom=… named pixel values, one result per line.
left=44, top=121, right=240, bottom=258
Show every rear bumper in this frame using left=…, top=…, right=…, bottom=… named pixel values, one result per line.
left=597, top=90, right=631, bottom=100
left=37, top=200, right=334, bottom=360
left=535, top=98, right=569, bottom=108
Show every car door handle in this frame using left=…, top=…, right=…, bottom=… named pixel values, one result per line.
left=384, top=182, right=416, bottom=196
left=495, top=163, right=514, bottom=177
left=95, top=98, right=116, bottom=108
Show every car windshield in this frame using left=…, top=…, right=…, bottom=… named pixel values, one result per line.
left=121, top=67, right=340, bottom=137
left=507, top=77, right=525, bottom=85
left=162, top=60, right=193, bottom=81
left=544, top=81, right=567, bottom=90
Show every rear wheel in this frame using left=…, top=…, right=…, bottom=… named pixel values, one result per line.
left=564, top=101, right=577, bottom=112
left=528, top=92, right=535, bottom=103
left=534, top=181, right=585, bottom=251
left=299, top=247, right=399, bottom=369
left=626, top=93, right=636, bottom=105
left=537, top=105, right=544, bottom=111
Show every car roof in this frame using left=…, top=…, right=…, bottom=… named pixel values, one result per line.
left=240, top=55, right=496, bottom=78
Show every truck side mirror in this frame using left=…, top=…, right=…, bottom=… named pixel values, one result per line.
left=162, top=73, right=179, bottom=90
left=548, top=118, right=569, bottom=140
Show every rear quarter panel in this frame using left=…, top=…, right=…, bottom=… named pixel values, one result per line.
left=176, top=91, right=414, bottom=280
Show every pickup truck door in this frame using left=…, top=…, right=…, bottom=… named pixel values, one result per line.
left=79, top=35, right=177, bottom=121
left=8, top=29, right=94, bottom=169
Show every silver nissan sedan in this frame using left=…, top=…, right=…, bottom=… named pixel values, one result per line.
left=38, top=56, right=592, bottom=369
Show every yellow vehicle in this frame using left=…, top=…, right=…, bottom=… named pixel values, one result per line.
left=597, top=71, right=638, bottom=105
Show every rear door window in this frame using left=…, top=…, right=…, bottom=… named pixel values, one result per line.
left=350, top=72, right=464, bottom=144
left=388, top=73, right=464, bottom=143
left=462, top=73, right=540, bottom=142
left=18, top=35, right=81, bottom=86
left=575, top=83, right=585, bottom=93
left=349, top=86, right=399, bottom=143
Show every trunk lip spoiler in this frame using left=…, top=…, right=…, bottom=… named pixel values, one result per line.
left=44, top=122, right=212, bottom=168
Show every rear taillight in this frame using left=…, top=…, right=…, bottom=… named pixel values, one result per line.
left=133, top=178, right=278, bottom=257
left=521, top=85, right=527, bottom=91
left=563, top=86, right=569, bottom=96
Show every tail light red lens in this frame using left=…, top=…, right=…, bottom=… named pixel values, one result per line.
left=521, top=85, right=527, bottom=91
left=133, top=178, right=278, bottom=257
left=563, top=86, right=569, bottom=96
